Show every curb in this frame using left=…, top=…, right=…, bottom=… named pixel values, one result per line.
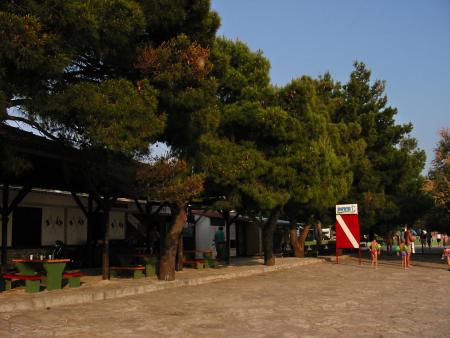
left=0, top=258, right=323, bottom=312
left=320, top=255, right=352, bottom=263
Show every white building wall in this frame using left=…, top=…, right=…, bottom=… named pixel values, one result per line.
left=41, top=207, right=65, bottom=245
left=109, top=211, right=126, bottom=240
left=194, top=216, right=238, bottom=258
left=1, top=188, right=128, bottom=246
left=195, top=216, right=215, bottom=258
left=66, top=208, right=87, bottom=245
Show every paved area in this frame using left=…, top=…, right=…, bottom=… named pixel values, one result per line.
left=0, top=255, right=449, bottom=337
left=0, top=257, right=321, bottom=312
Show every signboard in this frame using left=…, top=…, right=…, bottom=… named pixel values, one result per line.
left=336, top=204, right=360, bottom=249
left=336, top=204, right=358, bottom=215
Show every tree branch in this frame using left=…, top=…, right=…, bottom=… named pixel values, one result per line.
left=5, top=115, right=59, bottom=141
left=9, top=99, right=30, bottom=107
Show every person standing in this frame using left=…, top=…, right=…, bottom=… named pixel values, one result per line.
left=369, top=239, right=380, bottom=268
left=52, top=240, right=65, bottom=259
left=437, top=233, right=442, bottom=247
left=313, top=218, right=323, bottom=257
left=420, top=230, right=426, bottom=254
left=214, top=226, right=226, bottom=261
left=442, top=248, right=450, bottom=271
left=399, top=240, right=409, bottom=269
left=426, top=231, right=432, bottom=250
left=404, top=225, right=416, bottom=265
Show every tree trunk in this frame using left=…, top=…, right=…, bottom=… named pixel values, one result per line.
left=369, top=227, right=375, bottom=241
left=293, top=224, right=312, bottom=258
left=263, top=205, right=283, bottom=266
left=159, top=205, right=186, bottom=281
left=175, top=232, right=184, bottom=271
left=314, top=220, right=323, bottom=257
left=289, top=220, right=301, bottom=258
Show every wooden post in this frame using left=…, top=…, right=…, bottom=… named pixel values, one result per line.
left=145, top=201, right=151, bottom=254
left=226, top=216, right=231, bottom=265
left=1, top=184, right=9, bottom=274
left=101, top=196, right=114, bottom=280
left=71, top=191, right=96, bottom=267
left=222, top=211, right=241, bottom=265
left=87, top=194, right=94, bottom=267
left=102, top=209, right=110, bottom=280
left=1, top=184, right=31, bottom=273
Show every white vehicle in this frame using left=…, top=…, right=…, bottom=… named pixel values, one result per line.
left=322, top=228, right=331, bottom=240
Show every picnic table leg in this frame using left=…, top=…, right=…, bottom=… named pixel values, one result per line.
left=14, top=262, right=41, bottom=291
left=133, top=269, right=144, bottom=279
left=14, top=262, right=36, bottom=276
left=43, top=262, right=66, bottom=291
left=25, top=279, right=41, bottom=293
left=145, top=263, right=156, bottom=277
left=205, top=259, right=217, bottom=268
left=0, top=278, right=9, bottom=291
left=67, top=276, right=81, bottom=288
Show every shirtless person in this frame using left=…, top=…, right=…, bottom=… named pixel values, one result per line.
left=404, top=225, right=416, bottom=266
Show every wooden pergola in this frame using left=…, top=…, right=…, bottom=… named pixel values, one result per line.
left=0, top=125, right=136, bottom=278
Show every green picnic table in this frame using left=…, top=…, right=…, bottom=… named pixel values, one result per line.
left=131, top=254, right=158, bottom=277
left=12, top=258, right=70, bottom=291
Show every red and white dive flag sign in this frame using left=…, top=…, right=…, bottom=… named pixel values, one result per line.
left=336, top=204, right=360, bottom=249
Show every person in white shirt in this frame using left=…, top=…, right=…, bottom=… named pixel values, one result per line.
left=437, top=233, right=442, bottom=246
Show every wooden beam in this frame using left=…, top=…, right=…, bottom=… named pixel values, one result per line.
left=230, top=212, right=241, bottom=225
left=7, top=185, right=31, bottom=215
left=134, top=198, right=145, bottom=215
left=70, top=191, right=88, bottom=216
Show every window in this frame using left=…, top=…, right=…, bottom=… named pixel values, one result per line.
left=12, top=207, right=42, bottom=247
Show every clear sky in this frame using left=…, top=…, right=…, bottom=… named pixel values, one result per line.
left=211, top=0, right=450, bottom=172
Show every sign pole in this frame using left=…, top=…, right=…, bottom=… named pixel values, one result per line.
left=358, top=247, right=362, bottom=265
left=336, top=246, right=339, bottom=264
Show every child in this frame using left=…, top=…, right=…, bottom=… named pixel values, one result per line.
left=399, top=240, right=409, bottom=269
left=442, top=248, right=450, bottom=271
left=369, top=239, right=380, bottom=268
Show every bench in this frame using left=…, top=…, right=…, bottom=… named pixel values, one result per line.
left=63, top=272, right=84, bottom=288
left=111, top=266, right=145, bottom=279
left=183, top=259, right=206, bottom=269
left=2, top=274, right=42, bottom=293
left=204, top=258, right=218, bottom=268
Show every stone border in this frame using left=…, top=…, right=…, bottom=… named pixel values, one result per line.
left=0, top=258, right=323, bottom=312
